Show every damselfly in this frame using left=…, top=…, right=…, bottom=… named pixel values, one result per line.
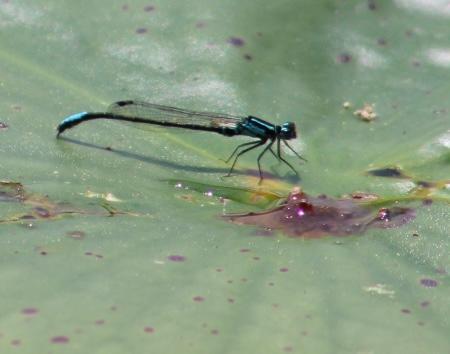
left=57, top=100, right=306, bottom=182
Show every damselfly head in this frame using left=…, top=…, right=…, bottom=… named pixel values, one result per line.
left=279, top=122, right=297, bottom=140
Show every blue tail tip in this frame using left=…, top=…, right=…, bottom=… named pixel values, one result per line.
left=57, top=112, right=88, bottom=136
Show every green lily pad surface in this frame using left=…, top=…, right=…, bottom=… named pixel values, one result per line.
left=0, top=1, right=449, bottom=353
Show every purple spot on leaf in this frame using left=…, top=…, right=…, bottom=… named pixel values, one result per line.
left=228, top=37, right=245, bottom=47
left=11, top=339, right=21, bottom=346
left=193, top=296, right=205, bottom=302
left=51, top=336, right=69, bottom=344
left=22, top=308, right=38, bottom=315
left=95, top=320, right=105, bottom=325
left=240, top=248, right=251, bottom=253
left=420, top=278, right=438, bottom=288
left=401, top=308, right=411, bottom=314
left=167, top=255, right=186, bottom=262
left=0, top=122, right=8, bottom=130
left=136, top=28, right=148, bottom=34
left=144, top=5, right=155, bottom=11
left=210, top=329, right=219, bottom=335
left=280, top=268, right=289, bottom=272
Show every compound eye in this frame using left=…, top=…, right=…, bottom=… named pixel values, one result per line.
left=281, top=122, right=297, bottom=139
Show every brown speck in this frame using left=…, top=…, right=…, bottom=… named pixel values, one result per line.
left=368, top=0, right=377, bottom=10
left=377, top=38, right=387, bottom=46
left=420, top=301, right=430, bottom=308
left=401, top=308, right=411, bottom=314
left=244, top=54, right=253, bottom=61
left=0, top=122, right=8, bottom=130
left=337, top=53, right=352, bottom=63
left=66, top=230, right=86, bottom=240
left=95, top=320, right=105, bottom=325
left=193, top=296, right=205, bottom=302
left=196, top=21, right=206, bottom=28
left=11, top=339, right=21, bottom=346
left=144, top=5, right=155, bottom=12
left=144, top=326, right=155, bottom=333
left=210, top=329, right=219, bottom=335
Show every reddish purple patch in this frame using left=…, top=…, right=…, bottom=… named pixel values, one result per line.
left=283, top=346, right=293, bottom=353
left=136, top=28, right=148, bottom=34
left=420, top=278, right=438, bottom=288
left=0, top=122, right=8, bottom=130
left=51, top=336, right=69, bottom=344
left=167, top=255, right=186, bottom=262
left=210, top=329, right=219, bottom=335
left=280, top=268, right=289, bottom=272
left=193, top=296, right=205, bottom=302
left=144, top=326, right=155, bottom=333
left=228, top=37, right=245, bottom=47
left=401, top=308, right=411, bottom=314
left=240, top=248, right=251, bottom=253
left=22, top=308, right=38, bottom=315
left=420, top=301, right=430, bottom=308
left=95, top=320, right=105, bottom=325
left=144, top=5, right=155, bottom=11
left=11, top=339, right=21, bottom=346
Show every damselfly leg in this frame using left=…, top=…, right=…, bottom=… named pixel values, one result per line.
left=276, top=138, right=298, bottom=177
left=226, top=140, right=266, bottom=177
